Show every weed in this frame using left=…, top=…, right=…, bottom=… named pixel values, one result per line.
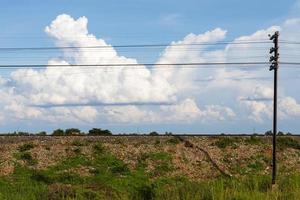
left=18, top=143, right=35, bottom=152
left=214, top=137, right=238, bottom=149
left=245, top=136, right=263, bottom=145
left=139, top=152, right=173, bottom=176
left=45, top=146, right=51, bottom=151
left=248, top=160, right=264, bottom=171
left=47, top=183, right=76, bottom=200
left=93, top=143, right=105, bottom=153
left=73, top=147, right=81, bottom=154
left=16, top=152, right=38, bottom=165
left=278, top=137, right=300, bottom=150
left=167, top=137, right=180, bottom=145
left=71, top=140, right=85, bottom=147
left=155, top=139, right=160, bottom=145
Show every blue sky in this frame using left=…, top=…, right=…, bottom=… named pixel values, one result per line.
left=0, top=0, right=296, bottom=47
left=0, top=0, right=300, bottom=134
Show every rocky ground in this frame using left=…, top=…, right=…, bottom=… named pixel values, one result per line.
left=0, top=135, right=299, bottom=179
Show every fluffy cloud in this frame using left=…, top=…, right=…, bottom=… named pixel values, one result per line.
left=0, top=14, right=235, bottom=124
left=160, top=98, right=235, bottom=122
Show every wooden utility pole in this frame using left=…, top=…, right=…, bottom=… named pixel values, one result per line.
left=269, top=31, right=279, bottom=185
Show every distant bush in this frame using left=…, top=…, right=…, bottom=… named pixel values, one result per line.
left=65, top=128, right=81, bottom=136
left=52, top=129, right=65, bottom=136
left=36, top=131, right=47, bottom=136
left=149, top=131, right=159, bottom=136
left=11, top=131, right=30, bottom=136
left=88, top=128, right=112, bottom=136
left=278, top=131, right=285, bottom=136
left=264, top=130, right=273, bottom=136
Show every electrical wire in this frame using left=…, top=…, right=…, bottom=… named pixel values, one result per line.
left=0, top=41, right=272, bottom=52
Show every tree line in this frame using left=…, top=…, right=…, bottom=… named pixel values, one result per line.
left=0, top=129, right=296, bottom=136
left=3, top=128, right=112, bottom=136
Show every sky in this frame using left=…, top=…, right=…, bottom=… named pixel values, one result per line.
left=0, top=0, right=300, bottom=134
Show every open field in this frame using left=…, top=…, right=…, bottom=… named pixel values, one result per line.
left=0, top=135, right=299, bottom=199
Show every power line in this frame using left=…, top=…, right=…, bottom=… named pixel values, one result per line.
left=0, top=62, right=271, bottom=69
left=0, top=61, right=300, bottom=69
left=280, top=62, right=300, bottom=65
left=280, top=40, right=300, bottom=45
left=0, top=41, right=271, bottom=51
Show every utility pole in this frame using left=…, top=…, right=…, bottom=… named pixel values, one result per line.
left=269, top=31, right=279, bottom=185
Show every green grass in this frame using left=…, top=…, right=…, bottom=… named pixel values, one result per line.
left=245, top=136, right=263, bottom=145
left=167, top=137, right=180, bottom=145
left=277, top=136, right=300, bottom=150
left=214, top=137, right=239, bottom=149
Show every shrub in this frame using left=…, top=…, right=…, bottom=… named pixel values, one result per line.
left=93, top=143, right=105, bottom=153
left=36, top=131, right=47, bottom=136
left=15, top=131, right=30, bottom=136
left=149, top=131, right=159, bottom=136
left=18, top=143, right=35, bottom=152
left=20, top=152, right=33, bottom=160
left=88, top=128, right=112, bottom=136
left=139, top=152, right=173, bottom=176
left=72, top=147, right=81, bottom=154
left=167, top=137, right=180, bottom=145
left=31, top=171, right=52, bottom=184
left=278, top=131, right=285, bottom=136
left=132, top=184, right=155, bottom=200
left=155, top=140, right=160, bottom=145
left=248, top=160, right=264, bottom=171
left=265, top=130, right=273, bottom=136
left=65, top=128, right=81, bottom=136
left=164, top=132, right=173, bottom=136
left=47, top=183, right=76, bottom=200
left=18, top=152, right=37, bottom=165
left=71, top=140, right=84, bottom=146
left=52, top=129, right=65, bottom=136
left=110, top=161, right=129, bottom=174
left=214, top=137, right=238, bottom=149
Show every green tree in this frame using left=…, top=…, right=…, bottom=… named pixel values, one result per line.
left=277, top=131, right=285, bottom=136
left=264, top=130, right=273, bottom=136
left=88, top=128, right=112, bottom=136
left=65, top=128, right=81, bottom=136
left=149, top=131, right=159, bottom=136
left=52, top=129, right=65, bottom=136
left=36, top=131, right=47, bottom=136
